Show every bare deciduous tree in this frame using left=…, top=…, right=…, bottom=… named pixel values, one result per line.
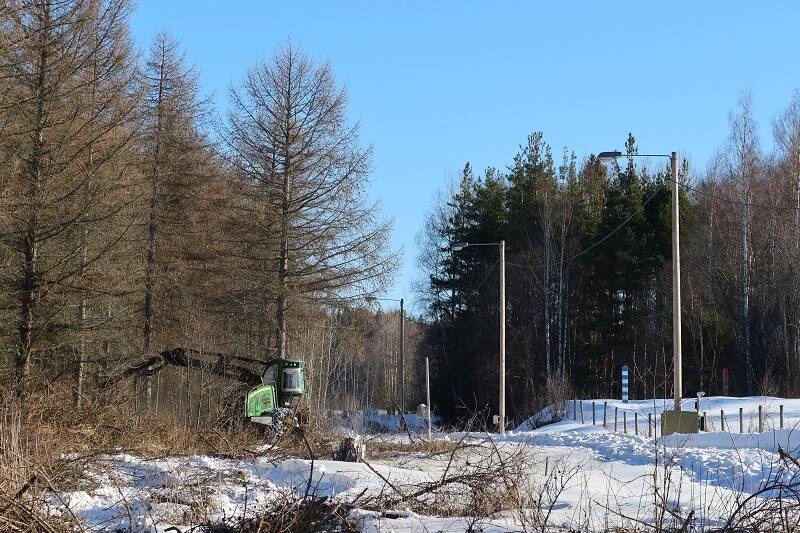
left=724, top=92, right=760, bottom=394
left=222, top=42, right=397, bottom=360
left=0, top=0, right=140, bottom=400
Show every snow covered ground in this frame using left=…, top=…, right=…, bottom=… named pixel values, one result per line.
left=330, top=409, right=441, bottom=434
left=46, top=397, right=800, bottom=531
left=555, top=396, right=800, bottom=435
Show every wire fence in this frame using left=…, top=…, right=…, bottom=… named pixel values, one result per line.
left=566, top=399, right=796, bottom=437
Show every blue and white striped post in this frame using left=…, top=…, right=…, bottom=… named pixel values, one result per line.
left=621, top=364, right=629, bottom=404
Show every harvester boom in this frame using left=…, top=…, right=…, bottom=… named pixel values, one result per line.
left=119, top=347, right=264, bottom=386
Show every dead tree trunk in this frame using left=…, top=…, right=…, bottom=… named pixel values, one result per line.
left=143, top=47, right=165, bottom=407
left=15, top=3, right=50, bottom=399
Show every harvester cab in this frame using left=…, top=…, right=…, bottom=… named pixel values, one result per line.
left=245, top=359, right=306, bottom=428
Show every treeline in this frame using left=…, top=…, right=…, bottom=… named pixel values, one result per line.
left=417, top=94, right=800, bottom=425
left=0, top=0, right=403, bottom=420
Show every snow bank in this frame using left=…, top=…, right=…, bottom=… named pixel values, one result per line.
left=506, top=395, right=800, bottom=498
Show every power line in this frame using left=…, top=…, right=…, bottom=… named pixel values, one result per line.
left=364, top=309, right=400, bottom=338
left=458, top=173, right=799, bottom=279
left=673, top=177, right=800, bottom=211
left=472, top=259, right=500, bottom=291
left=538, top=174, right=797, bottom=266
left=499, top=188, right=662, bottom=273
left=606, top=153, right=798, bottom=210
left=563, top=186, right=662, bottom=263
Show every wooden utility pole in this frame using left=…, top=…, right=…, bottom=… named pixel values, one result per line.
left=671, top=152, right=683, bottom=410
left=499, top=240, right=506, bottom=434
left=400, top=298, right=405, bottom=413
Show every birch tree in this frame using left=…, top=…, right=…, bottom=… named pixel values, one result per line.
left=773, top=90, right=800, bottom=381
left=725, top=93, right=760, bottom=394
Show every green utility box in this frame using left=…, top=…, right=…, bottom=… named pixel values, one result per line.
left=661, top=410, right=699, bottom=436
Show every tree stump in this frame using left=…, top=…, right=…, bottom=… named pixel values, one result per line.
left=333, top=436, right=366, bottom=462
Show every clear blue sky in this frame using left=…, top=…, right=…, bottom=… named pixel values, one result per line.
left=131, top=1, right=800, bottom=312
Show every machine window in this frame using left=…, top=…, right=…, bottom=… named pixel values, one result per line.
left=282, top=367, right=303, bottom=393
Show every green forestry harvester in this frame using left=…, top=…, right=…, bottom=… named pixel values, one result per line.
left=121, top=347, right=307, bottom=433
left=244, top=358, right=306, bottom=428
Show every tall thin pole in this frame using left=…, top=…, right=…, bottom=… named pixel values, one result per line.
left=400, top=298, right=405, bottom=414
left=499, top=240, right=506, bottom=434
left=426, top=356, right=432, bottom=440
left=671, top=152, right=683, bottom=411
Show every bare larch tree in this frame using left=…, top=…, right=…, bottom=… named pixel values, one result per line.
left=139, top=31, right=209, bottom=403
left=0, top=0, right=140, bottom=400
left=222, top=42, right=397, bottom=360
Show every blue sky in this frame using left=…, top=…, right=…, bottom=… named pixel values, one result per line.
left=131, top=1, right=800, bottom=312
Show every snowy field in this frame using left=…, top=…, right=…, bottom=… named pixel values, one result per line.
left=46, top=397, right=800, bottom=531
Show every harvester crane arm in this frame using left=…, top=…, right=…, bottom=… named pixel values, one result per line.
left=117, top=347, right=264, bottom=386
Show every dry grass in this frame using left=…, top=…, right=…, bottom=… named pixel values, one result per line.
left=201, top=494, right=357, bottom=533
left=362, top=435, right=470, bottom=460
left=10, top=387, right=800, bottom=532
left=0, top=385, right=268, bottom=531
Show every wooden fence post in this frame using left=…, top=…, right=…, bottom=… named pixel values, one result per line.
left=635, top=412, right=639, bottom=435
left=623, top=411, right=627, bottom=434
left=780, top=405, right=784, bottom=429
left=603, top=402, right=608, bottom=428
left=648, top=413, right=652, bottom=438
left=592, top=402, right=596, bottom=425
left=614, top=407, right=618, bottom=432
left=739, top=407, right=744, bottom=433
left=720, top=409, right=725, bottom=432
left=580, top=401, right=584, bottom=424
left=758, top=405, right=763, bottom=433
